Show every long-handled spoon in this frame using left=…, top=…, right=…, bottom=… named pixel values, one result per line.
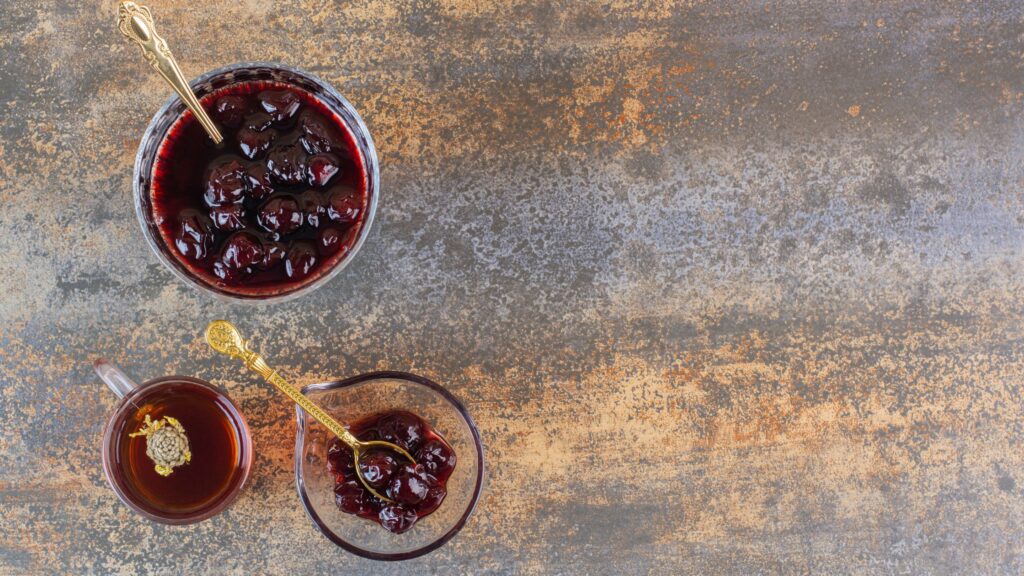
left=204, top=320, right=414, bottom=502
left=116, top=1, right=223, bottom=143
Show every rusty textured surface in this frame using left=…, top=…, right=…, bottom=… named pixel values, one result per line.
left=2, top=0, right=1024, bottom=574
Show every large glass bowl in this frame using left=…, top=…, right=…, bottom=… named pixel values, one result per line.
left=295, top=372, right=484, bottom=560
left=132, top=62, right=380, bottom=304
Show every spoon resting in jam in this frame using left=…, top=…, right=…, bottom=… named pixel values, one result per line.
left=204, top=320, right=414, bottom=502
left=117, top=1, right=224, bottom=143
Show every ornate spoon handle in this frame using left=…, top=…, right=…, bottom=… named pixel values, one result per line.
left=205, top=320, right=417, bottom=502
left=117, top=2, right=223, bottom=144
left=247, top=352, right=360, bottom=447
left=204, top=320, right=360, bottom=447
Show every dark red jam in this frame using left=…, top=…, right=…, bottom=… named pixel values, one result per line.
left=327, top=410, right=457, bottom=534
left=150, top=82, right=368, bottom=297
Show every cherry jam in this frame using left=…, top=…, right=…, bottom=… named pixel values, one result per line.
left=150, top=82, right=368, bottom=297
left=327, top=411, right=457, bottom=534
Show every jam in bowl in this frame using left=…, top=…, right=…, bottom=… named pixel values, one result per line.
left=328, top=410, right=457, bottom=534
left=134, top=63, right=379, bottom=302
left=296, top=372, right=484, bottom=560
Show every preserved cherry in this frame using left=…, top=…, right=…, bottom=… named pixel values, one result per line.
left=150, top=81, right=368, bottom=296
left=326, top=410, right=457, bottom=534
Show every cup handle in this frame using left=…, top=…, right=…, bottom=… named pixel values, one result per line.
left=94, top=358, right=139, bottom=399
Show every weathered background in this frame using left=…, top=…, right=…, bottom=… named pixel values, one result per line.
left=2, top=0, right=1024, bottom=574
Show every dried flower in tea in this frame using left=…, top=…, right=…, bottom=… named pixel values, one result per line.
left=129, top=414, right=192, bottom=476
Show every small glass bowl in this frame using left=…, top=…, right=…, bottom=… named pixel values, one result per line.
left=132, top=62, right=380, bottom=304
left=295, top=372, right=484, bottom=560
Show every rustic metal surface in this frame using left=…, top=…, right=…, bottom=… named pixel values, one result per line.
left=2, top=1, right=1024, bottom=574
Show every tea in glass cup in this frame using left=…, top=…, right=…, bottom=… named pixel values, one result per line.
left=96, top=359, right=253, bottom=524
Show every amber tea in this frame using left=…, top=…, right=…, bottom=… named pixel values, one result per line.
left=98, top=360, right=253, bottom=524
left=112, top=381, right=245, bottom=515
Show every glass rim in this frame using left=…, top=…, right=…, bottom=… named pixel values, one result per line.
left=294, top=371, right=485, bottom=561
left=132, top=61, right=380, bottom=304
left=100, top=375, right=254, bottom=525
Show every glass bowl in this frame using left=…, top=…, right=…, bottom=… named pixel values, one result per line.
left=132, top=62, right=380, bottom=304
left=295, top=372, right=484, bottom=560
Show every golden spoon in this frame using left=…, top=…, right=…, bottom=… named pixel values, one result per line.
left=116, top=1, right=223, bottom=144
left=205, top=320, right=414, bottom=502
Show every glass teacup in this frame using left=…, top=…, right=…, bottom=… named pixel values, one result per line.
left=95, top=359, right=254, bottom=524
